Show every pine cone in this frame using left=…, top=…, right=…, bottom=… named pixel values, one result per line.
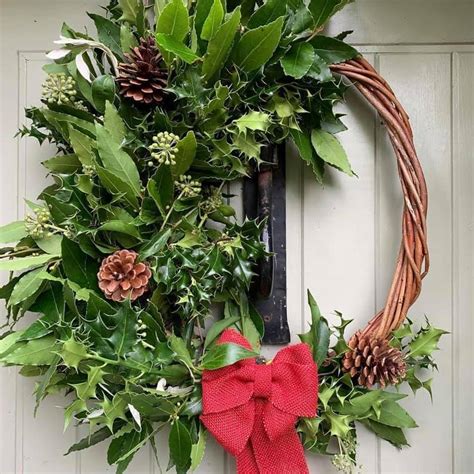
left=342, top=332, right=406, bottom=388
left=98, top=250, right=151, bottom=302
left=117, top=37, right=167, bottom=105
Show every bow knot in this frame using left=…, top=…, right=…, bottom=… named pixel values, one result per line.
left=253, top=364, right=272, bottom=399
left=201, top=329, right=318, bottom=474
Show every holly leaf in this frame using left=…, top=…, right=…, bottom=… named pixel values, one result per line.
left=169, top=334, right=194, bottom=368
left=234, top=17, right=284, bottom=72
left=108, top=304, right=138, bottom=357
left=201, top=342, right=257, bottom=369
left=281, top=43, right=315, bottom=79
left=73, top=365, right=106, bottom=400
left=235, top=111, right=271, bottom=133
left=299, top=290, right=330, bottom=366
left=60, top=337, right=90, bottom=369
left=324, top=408, right=352, bottom=437
left=408, top=325, right=448, bottom=358
left=311, top=129, right=354, bottom=176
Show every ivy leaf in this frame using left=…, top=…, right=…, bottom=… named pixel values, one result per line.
left=96, top=124, right=141, bottom=197
left=60, top=337, right=90, bottom=369
left=248, top=0, right=287, bottom=28
left=0, top=221, right=27, bottom=244
left=0, top=254, right=57, bottom=272
left=201, top=0, right=224, bottom=41
left=42, top=154, right=82, bottom=174
left=281, top=43, right=315, bottom=79
left=73, top=365, right=106, bottom=400
left=169, top=420, right=192, bottom=473
left=371, top=400, right=418, bottom=429
left=61, top=238, right=99, bottom=290
left=2, top=336, right=57, bottom=366
left=202, top=342, right=257, bottom=369
left=233, top=17, right=284, bottom=73
left=104, top=101, right=126, bottom=145
left=311, top=129, right=353, bottom=176
left=8, top=267, right=45, bottom=307
left=361, top=419, right=409, bottom=448
left=310, top=36, right=359, bottom=64
left=234, top=111, right=271, bottom=134
left=408, top=325, right=448, bottom=358
left=155, top=33, right=200, bottom=64
left=290, top=129, right=324, bottom=183
left=202, top=7, right=241, bottom=82
left=172, top=131, right=197, bottom=177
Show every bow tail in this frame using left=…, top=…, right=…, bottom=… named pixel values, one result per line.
left=236, top=401, right=310, bottom=474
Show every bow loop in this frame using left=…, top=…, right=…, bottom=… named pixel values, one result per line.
left=200, top=329, right=318, bottom=474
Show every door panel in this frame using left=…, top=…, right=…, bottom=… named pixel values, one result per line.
left=1, top=1, right=473, bottom=473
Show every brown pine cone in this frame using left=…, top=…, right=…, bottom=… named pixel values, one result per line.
left=117, top=37, right=167, bottom=105
left=98, top=250, right=151, bottom=302
left=342, top=332, right=406, bottom=388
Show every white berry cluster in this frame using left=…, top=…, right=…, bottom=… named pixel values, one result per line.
left=25, top=208, right=52, bottom=239
left=175, top=175, right=201, bottom=198
left=41, top=73, right=77, bottom=105
left=148, top=131, right=179, bottom=166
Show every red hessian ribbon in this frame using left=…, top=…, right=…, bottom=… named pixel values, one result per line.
left=200, top=329, right=318, bottom=474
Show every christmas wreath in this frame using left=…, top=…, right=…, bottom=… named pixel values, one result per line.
left=0, top=1, right=447, bottom=473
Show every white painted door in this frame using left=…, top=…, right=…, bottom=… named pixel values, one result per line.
left=1, top=1, right=473, bottom=473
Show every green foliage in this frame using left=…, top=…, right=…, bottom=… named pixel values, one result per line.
left=0, top=1, right=443, bottom=473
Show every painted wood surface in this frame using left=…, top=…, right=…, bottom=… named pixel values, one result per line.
left=0, top=1, right=473, bottom=472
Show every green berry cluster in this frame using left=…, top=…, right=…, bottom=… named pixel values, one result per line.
left=148, top=131, right=179, bottom=166
left=25, top=208, right=53, bottom=239
left=175, top=175, right=201, bottom=198
left=201, top=187, right=223, bottom=214
left=41, top=73, right=77, bottom=105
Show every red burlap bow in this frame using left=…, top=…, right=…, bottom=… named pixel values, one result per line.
left=200, top=329, right=318, bottom=474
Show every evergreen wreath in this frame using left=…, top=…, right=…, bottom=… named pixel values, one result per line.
left=0, top=1, right=447, bottom=472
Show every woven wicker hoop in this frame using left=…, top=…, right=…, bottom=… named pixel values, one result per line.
left=331, top=57, right=429, bottom=341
